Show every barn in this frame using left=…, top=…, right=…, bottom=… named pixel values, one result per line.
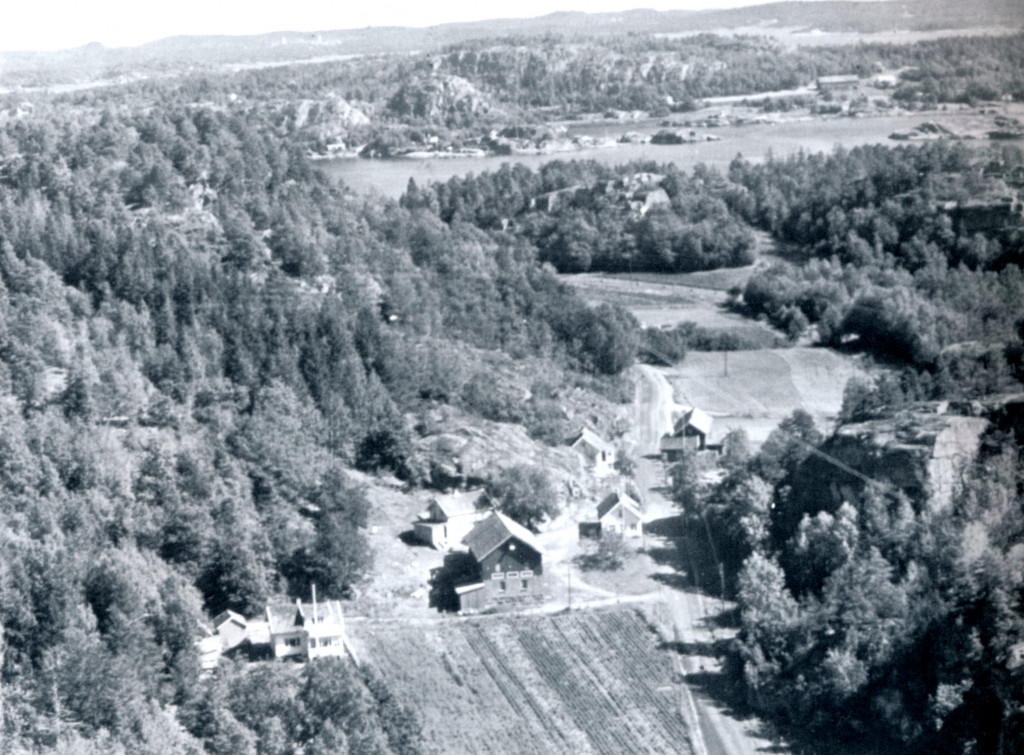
left=454, top=512, right=545, bottom=612
left=660, top=407, right=713, bottom=460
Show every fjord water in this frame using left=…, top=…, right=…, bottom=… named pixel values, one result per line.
left=318, top=112, right=1018, bottom=197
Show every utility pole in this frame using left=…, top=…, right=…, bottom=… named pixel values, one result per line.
left=567, top=564, right=572, bottom=610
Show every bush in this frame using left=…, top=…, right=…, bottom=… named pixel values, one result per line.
left=575, top=533, right=627, bottom=571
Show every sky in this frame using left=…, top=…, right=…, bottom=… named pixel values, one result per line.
left=4, top=0, right=799, bottom=52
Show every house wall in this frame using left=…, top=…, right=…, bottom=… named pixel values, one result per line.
left=273, top=630, right=307, bottom=659
left=217, top=620, right=248, bottom=651
left=683, top=427, right=706, bottom=450
left=306, top=626, right=347, bottom=660
left=600, top=507, right=643, bottom=537
left=457, top=584, right=489, bottom=613
left=414, top=521, right=446, bottom=549
left=417, top=511, right=486, bottom=550
left=478, top=539, right=543, bottom=603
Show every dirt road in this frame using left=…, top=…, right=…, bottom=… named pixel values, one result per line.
left=633, top=365, right=784, bottom=755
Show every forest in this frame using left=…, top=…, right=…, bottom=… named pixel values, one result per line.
left=0, top=90, right=638, bottom=753
left=1, top=21, right=1023, bottom=755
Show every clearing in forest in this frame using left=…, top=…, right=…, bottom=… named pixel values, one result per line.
left=667, top=347, right=873, bottom=445
left=346, top=609, right=694, bottom=755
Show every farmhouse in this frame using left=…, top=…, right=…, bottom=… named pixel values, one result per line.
left=597, top=490, right=643, bottom=538
left=454, top=511, right=545, bottom=613
left=817, top=75, right=860, bottom=92
left=568, top=426, right=616, bottom=477
left=414, top=488, right=489, bottom=550
left=660, top=407, right=713, bottom=460
left=265, top=596, right=348, bottom=661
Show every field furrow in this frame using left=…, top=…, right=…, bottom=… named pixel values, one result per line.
left=349, top=608, right=692, bottom=755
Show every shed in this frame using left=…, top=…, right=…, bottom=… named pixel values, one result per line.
left=597, top=491, right=643, bottom=538
left=213, top=609, right=248, bottom=651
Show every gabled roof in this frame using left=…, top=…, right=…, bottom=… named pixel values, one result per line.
left=597, top=491, right=642, bottom=520
left=463, top=511, right=545, bottom=562
left=266, top=599, right=345, bottom=634
left=568, top=426, right=615, bottom=454
left=213, top=610, right=246, bottom=629
left=430, top=489, right=486, bottom=520
left=674, top=407, right=712, bottom=437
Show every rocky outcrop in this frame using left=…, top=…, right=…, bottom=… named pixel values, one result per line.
left=781, top=403, right=991, bottom=536
left=386, top=76, right=489, bottom=121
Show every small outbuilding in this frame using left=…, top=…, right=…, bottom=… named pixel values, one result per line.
left=414, top=489, right=489, bottom=550
left=568, top=426, right=616, bottom=477
left=213, top=609, right=248, bottom=651
left=597, top=491, right=643, bottom=538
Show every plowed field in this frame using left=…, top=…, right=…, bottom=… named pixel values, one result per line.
left=347, top=609, right=694, bottom=755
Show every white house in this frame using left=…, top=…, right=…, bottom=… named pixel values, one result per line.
left=414, top=489, right=490, bottom=550
left=266, top=597, right=347, bottom=661
left=597, top=491, right=643, bottom=538
left=568, top=427, right=616, bottom=477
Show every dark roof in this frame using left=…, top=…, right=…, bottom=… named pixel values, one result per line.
left=597, top=491, right=642, bottom=520
left=213, top=610, right=246, bottom=629
left=462, top=512, right=545, bottom=561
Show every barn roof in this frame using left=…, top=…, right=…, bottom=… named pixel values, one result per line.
left=568, top=426, right=615, bottom=454
left=463, top=511, right=545, bottom=561
left=674, top=407, right=712, bottom=437
left=431, top=489, right=486, bottom=519
left=597, top=491, right=642, bottom=520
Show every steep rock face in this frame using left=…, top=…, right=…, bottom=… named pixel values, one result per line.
left=386, top=76, right=489, bottom=121
left=780, top=405, right=990, bottom=537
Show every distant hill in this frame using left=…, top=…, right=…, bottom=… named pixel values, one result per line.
left=2, top=0, right=1021, bottom=89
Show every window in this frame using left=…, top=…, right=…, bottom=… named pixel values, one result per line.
left=520, top=570, right=534, bottom=578
left=499, top=581, right=506, bottom=592
left=521, top=579, right=529, bottom=590
left=506, top=571, right=519, bottom=579
left=492, top=572, right=503, bottom=580
left=284, top=637, right=301, bottom=648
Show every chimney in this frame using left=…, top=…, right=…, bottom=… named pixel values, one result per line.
left=312, top=583, right=319, bottom=624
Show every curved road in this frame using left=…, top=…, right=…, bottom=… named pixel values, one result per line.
left=633, top=364, right=784, bottom=755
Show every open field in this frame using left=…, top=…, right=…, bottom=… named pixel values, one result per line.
left=563, top=271, right=781, bottom=346
left=347, top=609, right=695, bottom=755
left=668, top=347, right=873, bottom=445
